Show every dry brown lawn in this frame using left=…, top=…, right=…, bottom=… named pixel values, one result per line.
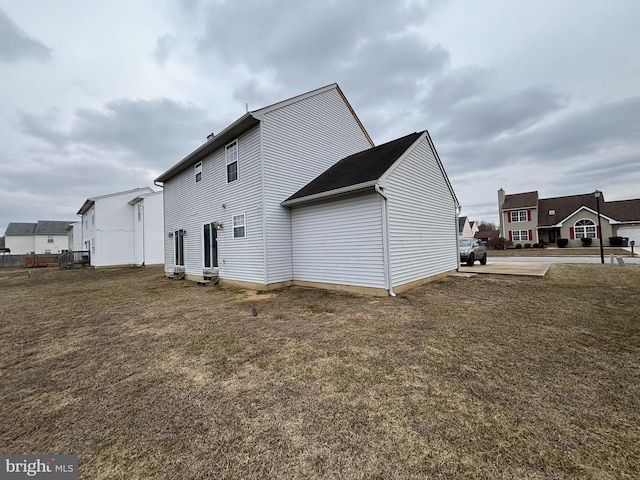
left=1, top=265, right=639, bottom=479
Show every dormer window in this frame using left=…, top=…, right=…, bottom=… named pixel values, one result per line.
left=549, top=209, right=555, bottom=216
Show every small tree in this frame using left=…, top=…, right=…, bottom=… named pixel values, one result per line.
left=476, top=221, right=498, bottom=231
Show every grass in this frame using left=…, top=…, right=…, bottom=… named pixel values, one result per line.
left=1, top=265, right=639, bottom=479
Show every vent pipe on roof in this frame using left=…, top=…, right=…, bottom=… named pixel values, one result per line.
left=206, top=132, right=215, bottom=141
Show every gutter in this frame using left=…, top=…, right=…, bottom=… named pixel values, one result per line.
left=375, top=184, right=396, bottom=297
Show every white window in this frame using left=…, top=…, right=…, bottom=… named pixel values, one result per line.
left=233, top=214, right=246, bottom=238
left=226, top=140, right=238, bottom=183
left=574, top=219, right=596, bottom=239
left=203, top=223, right=218, bottom=268
left=47, top=235, right=54, bottom=243
left=512, top=230, right=529, bottom=241
left=195, top=162, right=202, bottom=183
left=510, top=210, right=528, bottom=222
left=44, top=249, right=51, bottom=254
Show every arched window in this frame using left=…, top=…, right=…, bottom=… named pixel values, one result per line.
left=574, top=219, right=596, bottom=239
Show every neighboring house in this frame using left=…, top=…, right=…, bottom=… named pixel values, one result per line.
left=458, top=216, right=473, bottom=237
left=77, top=187, right=164, bottom=267
left=0, top=236, right=8, bottom=253
left=469, top=221, right=479, bottom=236
left=498, top=189, right=640, bottom=247
left=67, top=222, right=83, bottom=252
left=4, top=221, right=74, bottom=254
left=128, top=191, right=164, bottom=266
left=475, top=230, right=499, bottom=243
left=155, top=84, right=460, bottom=295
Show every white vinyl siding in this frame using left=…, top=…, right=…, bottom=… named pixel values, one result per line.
left=291, top=193, right=386, bottom=288
left=162, top=125, right=264, bottom=282
left=383, top=135, right=458, bottom=288
left=261, top=87, right=373, bottom=284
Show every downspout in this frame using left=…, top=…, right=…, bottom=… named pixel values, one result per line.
left=375, top=184, right=396, bottom=297
left=455, top=204, right=461, bottom=271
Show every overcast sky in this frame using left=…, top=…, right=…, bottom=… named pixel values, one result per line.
left=1, top=0, right=639, bottom=235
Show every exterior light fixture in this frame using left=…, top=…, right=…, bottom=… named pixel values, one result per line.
left=215, top=222, right=224, bottom=231
left=168, top=232, right=174, bottom=238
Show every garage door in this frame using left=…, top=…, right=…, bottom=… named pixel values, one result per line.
left=617, top=226, right=640, bottom=244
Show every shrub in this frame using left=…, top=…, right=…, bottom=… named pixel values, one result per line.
left=524, top=243, right=532, bottom=248
left=515, top=244, right=522, bottom=249
left=558, top=238, right=569, bottom=248
left=581, top=237, right=593, bottom=247
left=533, top=243, right=540, bottom=248
left=487, top=237, right=512, bottom=250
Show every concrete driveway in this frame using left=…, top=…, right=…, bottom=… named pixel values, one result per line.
left=458, top=262, right=551, bottom=277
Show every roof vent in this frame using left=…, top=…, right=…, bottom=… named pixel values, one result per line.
left=206, top=132, right=215, bottom=141
left=549, top=209, right=555, bottom=215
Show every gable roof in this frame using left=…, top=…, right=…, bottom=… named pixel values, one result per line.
left=77, top=187, right=154, bottom=215
left=502, top=191, right=538, bottom=210
left=283, top=131, right=423, bottom=205
left=538, top=193, right=603, bottom=226
left=5, top=222, right=37, bottom=235
left=154, top=83, right=373, bottom=184
left=35, top=220, right=74, bottom=235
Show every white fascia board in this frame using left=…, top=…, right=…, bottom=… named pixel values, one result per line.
left=281, top=180, right=378, bottom=207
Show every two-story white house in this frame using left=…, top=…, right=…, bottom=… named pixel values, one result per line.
left=77, top=187, right=164, bottom=267
left=155, top=84, right=460, bottom=296
left=4, top=221, right=75, bottom=254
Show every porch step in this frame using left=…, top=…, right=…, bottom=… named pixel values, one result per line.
left=169, top=271, right=185, bottom=280
left=197, top=280, right=212, bottom=286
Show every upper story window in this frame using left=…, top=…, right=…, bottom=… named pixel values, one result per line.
left=574, top=219, right=596, bottom=239
left=226, top=140, right=238, bottom=183
left=233, top=213, right=246, bottom=238
left=511, top=230, right=530, bottom=241
left=47, top=235, right=54, bottom=243
left=195, top=162, right=202, bottom=183
left=510, top=210, right=528, bottom=222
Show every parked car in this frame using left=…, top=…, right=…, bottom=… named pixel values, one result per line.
left=459, top=237, right=487, bottom=266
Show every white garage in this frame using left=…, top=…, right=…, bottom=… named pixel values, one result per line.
left=616, top=226, right=640, bottom=244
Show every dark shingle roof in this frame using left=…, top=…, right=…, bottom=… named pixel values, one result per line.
left=602, top=199, right=640, bottom=222
left=538, top=193, right=603, bottom=226
left=502, top=191, right=538, bottom=210
left=35, top=220, right=74, bottom=235
left=285, top=131, right=423, bottom=203
left=5, top=222, right=37, bottom=235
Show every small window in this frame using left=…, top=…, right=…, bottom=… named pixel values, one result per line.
left=233, top=213, right=246, bottom=238
left=195, top=162, right=202, bottom=183
left=47, top=235, right=54, bottom=243
left=44, top=249, right=51, bottom=254
left=226, top=140, right=238, bottom=183
left=549, top=209, right=555, bottom=216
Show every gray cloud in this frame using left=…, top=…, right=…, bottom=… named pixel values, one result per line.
left=154, top=34, right=176, bottom=66
left=17, top=98, right=215, bottom=170
left=0, top=8, right=52, bottom=63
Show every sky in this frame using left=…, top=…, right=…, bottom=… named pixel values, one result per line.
left=1, top=0, right=639, bottom=235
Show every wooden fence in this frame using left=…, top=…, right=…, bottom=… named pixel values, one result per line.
left=0, top=251, right=90, bottom=268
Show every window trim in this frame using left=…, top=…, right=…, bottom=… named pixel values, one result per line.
left=203, top=222, right=219, bottom=268
left=510, top=210, right=528, bottom=222
left=511, top=230, right=529, bottom=241
left=47, top=235, right=54, bottom=243
left=232, top=213, right=246, bottom=239
left=195, top=161, right=202, bottom=183
left=226, top=140, right=238, bottom=183
left=574, top=218, right=597, bottom=239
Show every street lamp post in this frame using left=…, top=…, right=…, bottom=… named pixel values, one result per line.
left=593, top=190, right=604, bottom=264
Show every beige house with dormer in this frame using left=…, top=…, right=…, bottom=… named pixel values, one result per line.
left=498, top=189, right=640, bottom=247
